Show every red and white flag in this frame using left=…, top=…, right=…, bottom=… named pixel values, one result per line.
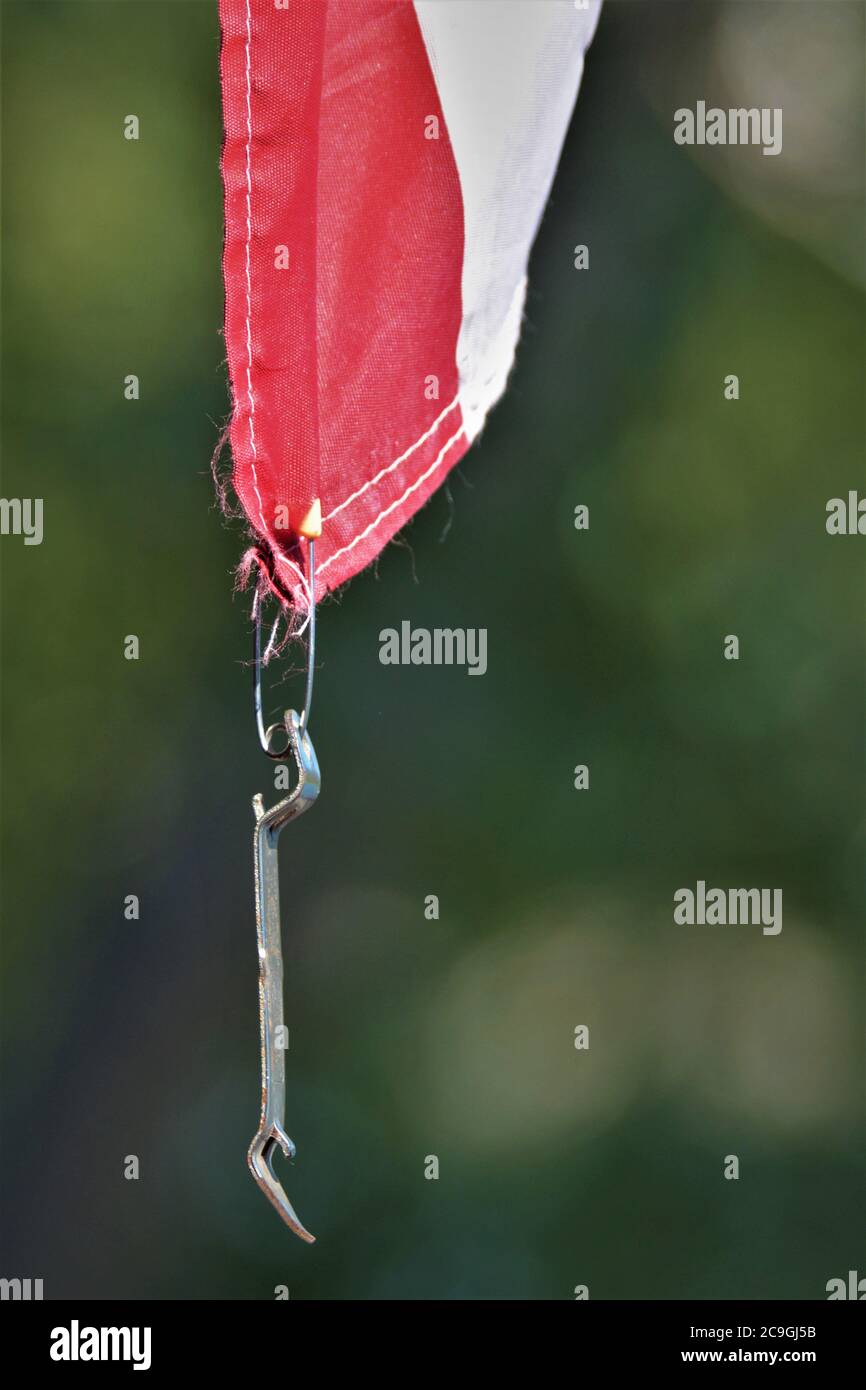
left=220, top=0, right=601, bottom=605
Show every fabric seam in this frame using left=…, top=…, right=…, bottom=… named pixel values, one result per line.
left=322, top=393, right=459, bottom=523
left=319, top=423, right=466, bottom=576
left=242, top=0, right=310, bottom=605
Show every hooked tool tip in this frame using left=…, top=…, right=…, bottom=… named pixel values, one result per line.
left=248, top=1128, right=316, bottom=1244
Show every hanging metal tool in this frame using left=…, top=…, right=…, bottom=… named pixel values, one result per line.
left=248, top=540, right=319, bottom=1243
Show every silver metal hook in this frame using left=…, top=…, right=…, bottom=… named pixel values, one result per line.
left=253, top=539, right=316, bottom=757
left=249, top=712, right=320, bottom=1242
left=248, top=538, right=320, bottom=1242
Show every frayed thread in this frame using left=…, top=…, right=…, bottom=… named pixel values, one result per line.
left=214, top=412, right=312, bottom=650
left=237, top=545, right=312, bottom=662
left=211, top=423, right=244, bottom=520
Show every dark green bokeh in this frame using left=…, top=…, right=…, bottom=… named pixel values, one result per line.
left=1, top=1, right=863, bottom=1299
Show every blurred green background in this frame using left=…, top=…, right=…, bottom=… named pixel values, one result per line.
left=1, top=0, right=863, bottom=1299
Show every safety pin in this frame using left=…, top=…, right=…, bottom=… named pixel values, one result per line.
left=248, top=540, right=319, bottom=1242
left=253, top=541, right=316, bottom=755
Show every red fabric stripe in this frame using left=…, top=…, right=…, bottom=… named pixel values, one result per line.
left=312, top=0, right=466, bottom=598
left=220, top=0, right=468, bottom=602
left=221, top=0, right=326, bottom=585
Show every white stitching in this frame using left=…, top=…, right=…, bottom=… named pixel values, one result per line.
left=243, top=0, right=267, bottom=540
left=242, top=3, right=311, bottom=611
left=322, top=393, right=459, bottom=523
left=319, top=424, right=466, bottom=576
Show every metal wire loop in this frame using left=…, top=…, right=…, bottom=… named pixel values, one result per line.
left=253, top=539, right=316, bottom=759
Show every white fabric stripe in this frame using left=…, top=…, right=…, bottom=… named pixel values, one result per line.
left=414, top=0, right=601, bottom=441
